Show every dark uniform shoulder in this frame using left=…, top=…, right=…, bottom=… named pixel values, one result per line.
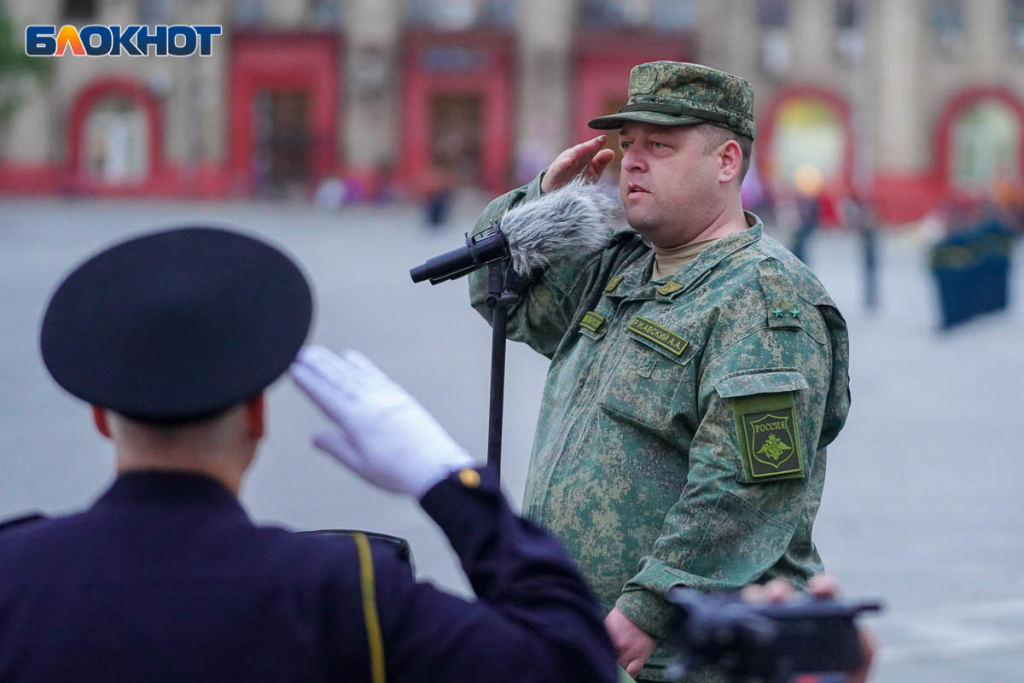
left=0, top=513, right=46, bottom=534
left=300, top=529, right=414, bottom=572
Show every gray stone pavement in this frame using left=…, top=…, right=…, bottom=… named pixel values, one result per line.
left=1, top=195, right=1022, bottom=682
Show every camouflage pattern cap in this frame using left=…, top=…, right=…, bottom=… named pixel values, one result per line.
left=588, top=61, right=756, bottom=139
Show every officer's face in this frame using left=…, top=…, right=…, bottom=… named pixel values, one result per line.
left=617, top=122, right=723, bottom=248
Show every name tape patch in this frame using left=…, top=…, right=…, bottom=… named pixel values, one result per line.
left=627, top=316, right=688, bottom=356
left=580, top=311, right=605, bottom=333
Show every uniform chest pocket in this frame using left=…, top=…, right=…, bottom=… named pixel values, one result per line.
left=598, top=318, right=697, bottom=431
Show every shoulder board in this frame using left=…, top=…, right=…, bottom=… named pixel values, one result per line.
left=758, top=258, right=806, bottom=332
left=302, top=528, right=415, bottom=571
left=755, top=238, right=838, bottom=308
left=0, top=513, right=46, bottom=534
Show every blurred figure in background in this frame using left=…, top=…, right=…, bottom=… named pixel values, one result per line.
left=740, top=156, right=777, bottom=230
left=791, top=164, right=825, bottom=265
left=419, top=161, right=457, bottom=229
left=419, top=132, right=463, bottom=229
left=842, top=191, right=880, bottom=313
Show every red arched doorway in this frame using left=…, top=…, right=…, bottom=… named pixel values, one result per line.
left=935, top=88, right=1024, bottom=195
left=759, top=86, right=854, bottom=193
left=401, top=31, right=515, bottom=195
left=229, top=32, right=341, bottom=198
left=758, top=86, right=854, bottom=225
left=68, top=77, right=163, bottom=195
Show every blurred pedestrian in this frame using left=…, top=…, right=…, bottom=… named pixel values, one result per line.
left=791, top=165, right=824, bottom=265
left=419, top=163, right=456, bottom=229
left=842, top=192, right=880, bottom=313
left=0, top=226, right=618, bottom=683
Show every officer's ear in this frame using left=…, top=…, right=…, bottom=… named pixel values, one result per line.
left=718, top=139, right=743, bottom=184
left=91, top=406, right=111, bottom=439
left=245, top=394, right=265, bottom=441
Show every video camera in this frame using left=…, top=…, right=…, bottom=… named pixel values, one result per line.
left=666, top=588, right=881, bottom=683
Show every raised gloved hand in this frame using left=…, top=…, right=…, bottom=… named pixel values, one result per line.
left=290, top=345, right=476, bottom=499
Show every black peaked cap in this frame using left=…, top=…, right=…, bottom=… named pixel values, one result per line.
left=40, top=226, right=313, bottom=422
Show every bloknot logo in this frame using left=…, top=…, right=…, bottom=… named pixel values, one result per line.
left=25, top=25, right=222, bottom=57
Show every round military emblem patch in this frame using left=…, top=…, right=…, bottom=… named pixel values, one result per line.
left=630, top=65, right=658, bottom=96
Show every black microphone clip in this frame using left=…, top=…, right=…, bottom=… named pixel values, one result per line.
left=410, top=221, right=510, bottom=285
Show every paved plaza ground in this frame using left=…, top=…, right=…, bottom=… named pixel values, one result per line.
left=1, top=195, right=1021, bottom=681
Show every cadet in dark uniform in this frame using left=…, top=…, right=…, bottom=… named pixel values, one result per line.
left=0, top=226, right=617, bottom=683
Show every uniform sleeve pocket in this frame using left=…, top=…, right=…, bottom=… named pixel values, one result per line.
left=716, top=370, right=808, bottom=483
left=716, top=370, right=808, bottom=398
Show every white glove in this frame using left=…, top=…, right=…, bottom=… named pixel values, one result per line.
left=290, top=345, right=476, bottom=498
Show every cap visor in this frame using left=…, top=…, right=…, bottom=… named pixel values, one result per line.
left=588, top=111, right=706, bottom=130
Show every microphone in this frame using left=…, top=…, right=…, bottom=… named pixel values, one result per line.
left=409, top=226, right=508, bottom=285
left=410, top=178, right=622, bottom=285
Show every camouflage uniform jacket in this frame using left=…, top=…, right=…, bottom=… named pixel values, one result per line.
left=468, top=175, right=850, bottom=681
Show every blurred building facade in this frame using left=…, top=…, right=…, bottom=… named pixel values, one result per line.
left=1, top=0, right=1023, bottom=222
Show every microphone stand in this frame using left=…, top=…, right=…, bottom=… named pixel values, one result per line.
left=485, top=261, right=519, bottom=480
left=409, top=223, right=518, bottom=483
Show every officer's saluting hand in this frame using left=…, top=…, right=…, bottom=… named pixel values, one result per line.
left=539, top=135, right=616, bottom=194
left=290, top=346, right=475, bottom=498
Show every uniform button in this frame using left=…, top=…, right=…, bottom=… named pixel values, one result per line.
left=458, top=468, right=481, bottom=488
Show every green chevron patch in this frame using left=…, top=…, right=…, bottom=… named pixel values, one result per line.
left=657, top=281, right=684, bottom=296
left=604, top=275, right=624, bottom=292
left=580, top=311, right=606, bottom=333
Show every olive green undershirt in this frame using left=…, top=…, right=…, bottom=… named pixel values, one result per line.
left=650, top=237, right=720, bottom=281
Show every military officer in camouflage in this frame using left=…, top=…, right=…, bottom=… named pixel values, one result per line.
left=468, top=62, right=851, bottom=681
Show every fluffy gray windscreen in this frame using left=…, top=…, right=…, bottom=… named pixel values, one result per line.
left=500, top=178, right=623, bottom=276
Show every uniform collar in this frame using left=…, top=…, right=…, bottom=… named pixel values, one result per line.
left=607, top=212, right=763, bottom=302
left=92, top=470, right=248, bottom=517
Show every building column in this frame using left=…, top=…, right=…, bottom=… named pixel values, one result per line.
left=874, top=0, right=927, bottom=174
left=1, top=0, right=55, bottom=166
left=697, top=0, right=751, bottom=74
left=789, top=0, right=833, bottom=82
left=344, top=0, right=402, bottom=172
left=2, top=79, right=51, bottom=167
left=265, top=0, right=311, bottom=27
left=873, top=0, right=933, bottom=220
left=968, top=0, right=1003, bottom=79
left=515, top=0, right=577, bottom=178
left=194, top=0, right=231, bottom=168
